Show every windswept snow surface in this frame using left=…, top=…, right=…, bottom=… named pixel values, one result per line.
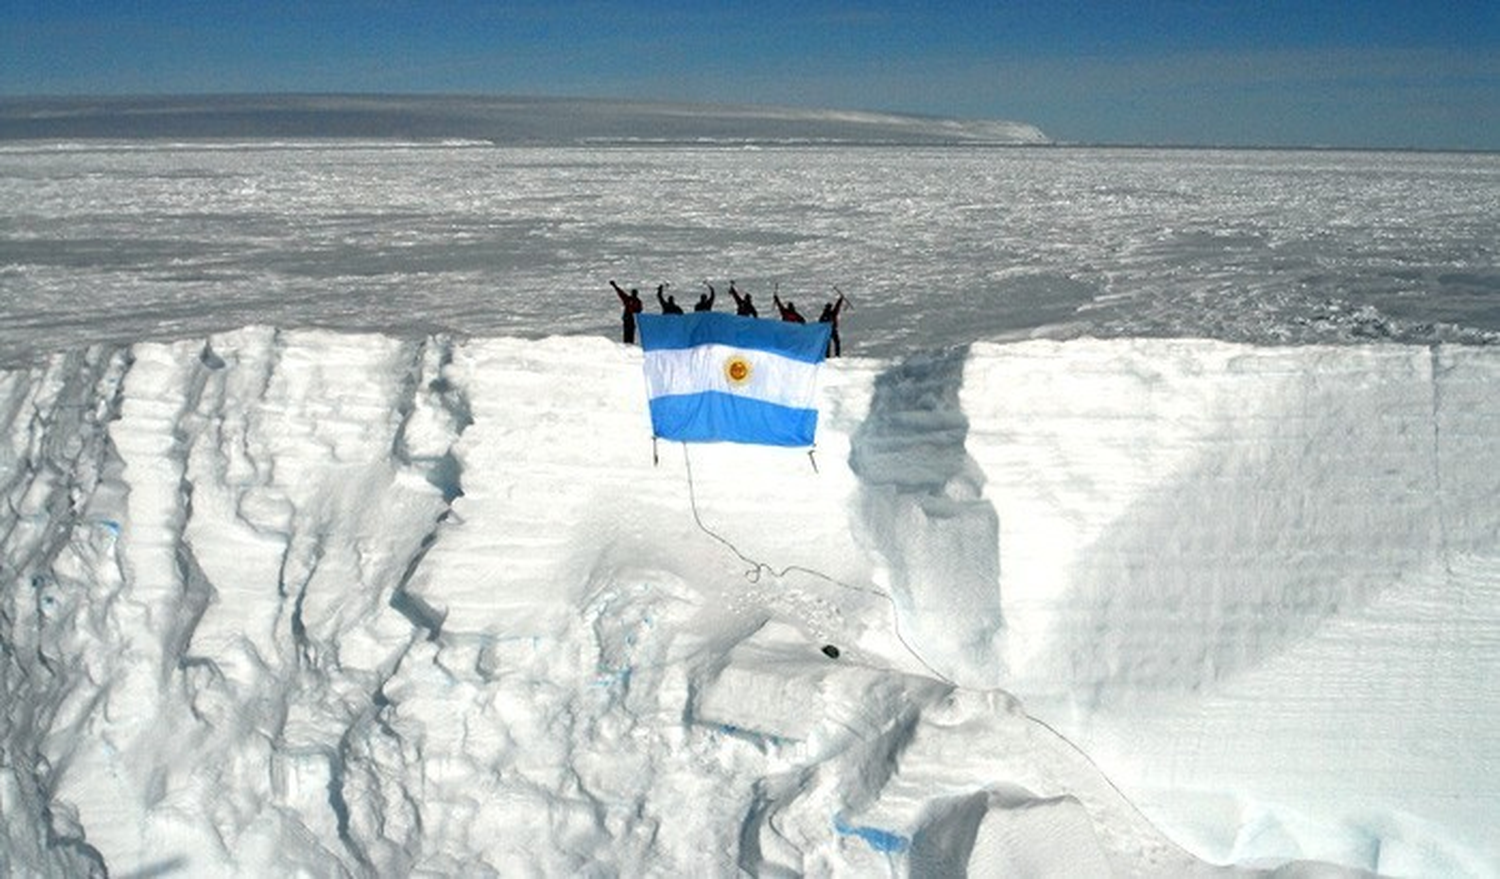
left=3, top=328, right=1498, bottom=877
left=2, top=143, right=1497, bottom=369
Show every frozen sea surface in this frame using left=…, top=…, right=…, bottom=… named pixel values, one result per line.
left=2, top=142, right=1497, bottom=366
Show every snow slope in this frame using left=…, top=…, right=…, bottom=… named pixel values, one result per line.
left=2, top=327, right=1496, bottom=876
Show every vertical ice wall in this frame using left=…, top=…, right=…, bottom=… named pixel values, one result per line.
left=0, top=328, right=472, bottom=876
left=964, top=339, right=1500, bottom=873
left=0, top=329, right=1213, bottom=876
left=0, top=344, right=129, bottom=876
left=2, top=329, right=1496, bottom=876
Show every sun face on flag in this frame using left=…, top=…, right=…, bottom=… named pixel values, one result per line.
left=637, top=312, right=832, bottom=447
left=724, top=354, right=753, bottom=387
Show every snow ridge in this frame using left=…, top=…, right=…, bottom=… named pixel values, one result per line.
left=3, top=326, right=1498, bottom=876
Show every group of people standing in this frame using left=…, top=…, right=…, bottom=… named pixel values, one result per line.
left=610, top=280, right=847, bottom=357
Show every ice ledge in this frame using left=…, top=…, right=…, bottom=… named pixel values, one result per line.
left=2, top=328, right=1496, bottom=875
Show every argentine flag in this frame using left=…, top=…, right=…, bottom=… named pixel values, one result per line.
left=638, top=313, right=833, bottom=447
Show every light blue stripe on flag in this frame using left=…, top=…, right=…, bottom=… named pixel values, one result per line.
left=638, top=313, right=832, bottom=447
left=648, top=392, right=821, bottom=446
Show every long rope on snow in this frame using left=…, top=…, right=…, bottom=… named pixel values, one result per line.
left=680, top=441, right=873, bottom=592
left=676, top=442, right=1157, bottom=828
left=677, top=441, right=944, bottom=675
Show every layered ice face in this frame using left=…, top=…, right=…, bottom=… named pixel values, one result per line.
left=2, top=328, right=1495, bottom=876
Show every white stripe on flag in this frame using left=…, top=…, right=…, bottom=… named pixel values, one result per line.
left=643, top=343, right=820, bottom=410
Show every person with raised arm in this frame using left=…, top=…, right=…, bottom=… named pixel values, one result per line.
left=818, top=291, right=847, bottom=357
left=694, top=282, right=716, bottom=312
left=656, top=283, right=684, bottom=314
left=729, top=280, right=758, bottom=317
left=773, top=290, right=805, bottom=323
left=610, top=280, right=644, bottom=344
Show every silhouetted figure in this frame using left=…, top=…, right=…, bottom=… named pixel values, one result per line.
left=819, top=293, right=846, bottom=357
left=773, top=292, right=805, bottom=323
left=610, top=280, right=644, bottom=344
left=694, top=283, right=716, bottom=312
left=657, top=284, right=684, bottom=314
left=822, top=294, right=846, bottom=355
left=730, top=281, right=758, bottom=318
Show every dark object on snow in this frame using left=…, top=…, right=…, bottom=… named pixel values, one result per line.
left=821, top=644, right=840, bottom=659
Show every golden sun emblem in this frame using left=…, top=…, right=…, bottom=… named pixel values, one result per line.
left=724, top=354, right=754, bottom=386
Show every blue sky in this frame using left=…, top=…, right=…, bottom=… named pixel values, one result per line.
left=3, top=1, right=1497, bottom=149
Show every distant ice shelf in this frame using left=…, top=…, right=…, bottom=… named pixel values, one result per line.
left=0, top=94, right=1052, bottom=145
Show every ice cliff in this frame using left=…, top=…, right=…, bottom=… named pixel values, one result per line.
left=2, top=327, right=1496, bottom=876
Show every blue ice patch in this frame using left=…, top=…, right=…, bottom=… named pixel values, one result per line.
left=833, top=814, right=910, bottom=854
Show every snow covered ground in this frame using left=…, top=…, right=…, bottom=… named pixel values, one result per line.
left=2, top=131, right=1498, bottom=876
left=3, top=327, right=1496, bottom=876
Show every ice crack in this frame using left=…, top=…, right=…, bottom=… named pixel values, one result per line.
left=387, top=335, right=472, bottom=639
left=848, top=346, right=1004, bottom=686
